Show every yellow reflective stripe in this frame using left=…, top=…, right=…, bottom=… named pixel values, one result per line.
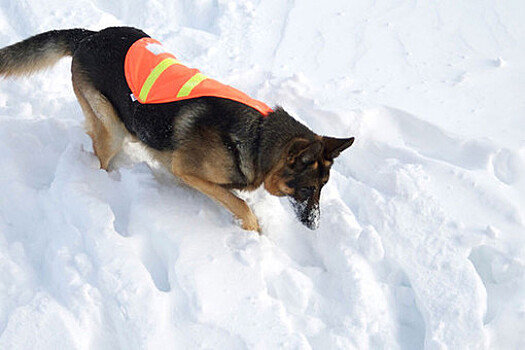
left=139, top=57, right=180, bottom=102
left=177, top=72, right=207, bottom=97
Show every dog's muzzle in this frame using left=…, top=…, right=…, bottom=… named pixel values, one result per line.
left=290, top=198, right=320, bottom=230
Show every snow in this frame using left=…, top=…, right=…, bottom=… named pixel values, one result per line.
left=1, top=0, right=525, bottom=349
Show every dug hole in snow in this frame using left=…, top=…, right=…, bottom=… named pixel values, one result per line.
left=1, top=1, right=525, bottom=349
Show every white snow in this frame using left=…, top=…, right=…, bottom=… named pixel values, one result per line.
left=1, top=0, right=525, bottom=349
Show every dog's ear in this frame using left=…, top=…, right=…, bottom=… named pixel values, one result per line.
left=287, top=139, right=323, bottom=166
left=322, top=136, right=355, bottom=159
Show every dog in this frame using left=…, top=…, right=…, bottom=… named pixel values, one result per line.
left=0, top=27, right=354, bottom=232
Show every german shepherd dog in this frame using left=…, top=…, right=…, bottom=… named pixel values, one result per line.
left=0, top=27, right=354, bottom=231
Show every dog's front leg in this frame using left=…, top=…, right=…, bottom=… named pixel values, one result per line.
left=176, top=174, right=260, bottom=232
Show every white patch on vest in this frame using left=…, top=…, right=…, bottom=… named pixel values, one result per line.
left=146, top=43, right=168, bottom=56
left=130, top=93, right=137, bottom=102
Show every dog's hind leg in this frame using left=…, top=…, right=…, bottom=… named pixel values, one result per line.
left=72, top=64, right=126, bottom=170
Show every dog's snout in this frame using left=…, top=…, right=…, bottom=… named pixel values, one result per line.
left=290, top=198, right=320, bottom=230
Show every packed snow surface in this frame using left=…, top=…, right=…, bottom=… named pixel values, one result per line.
left=1, top=1, right=525, bottom=349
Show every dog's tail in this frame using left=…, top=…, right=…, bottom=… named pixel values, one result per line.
left=0, top=29, right=96, bottom=78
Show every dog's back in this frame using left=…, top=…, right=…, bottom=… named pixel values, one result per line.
left=72, top=28, right=265, bottom=156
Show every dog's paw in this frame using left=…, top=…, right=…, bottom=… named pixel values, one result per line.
left=240, top=212, right=261, bottom=234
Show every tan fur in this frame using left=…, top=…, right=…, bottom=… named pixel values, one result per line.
left=6, top=51, right=66, bottom=77
left=0, top=42, right=70, bottom=78
left=175, top=129, right=234, bottom=184
left=263, top=158, right=293, bottom=197
left=72, top=62, right=127, bottom=170
left=171, top=150, right=260, bottom=231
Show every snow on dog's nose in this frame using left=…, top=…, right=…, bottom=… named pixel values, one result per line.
left=290, top=196, right=320, bottom=230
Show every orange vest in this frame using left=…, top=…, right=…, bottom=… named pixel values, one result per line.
left=124, top=37, right=273, bottom=116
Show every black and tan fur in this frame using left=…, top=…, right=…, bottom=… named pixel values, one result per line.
left=0, top=27, right=354, bottom=231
